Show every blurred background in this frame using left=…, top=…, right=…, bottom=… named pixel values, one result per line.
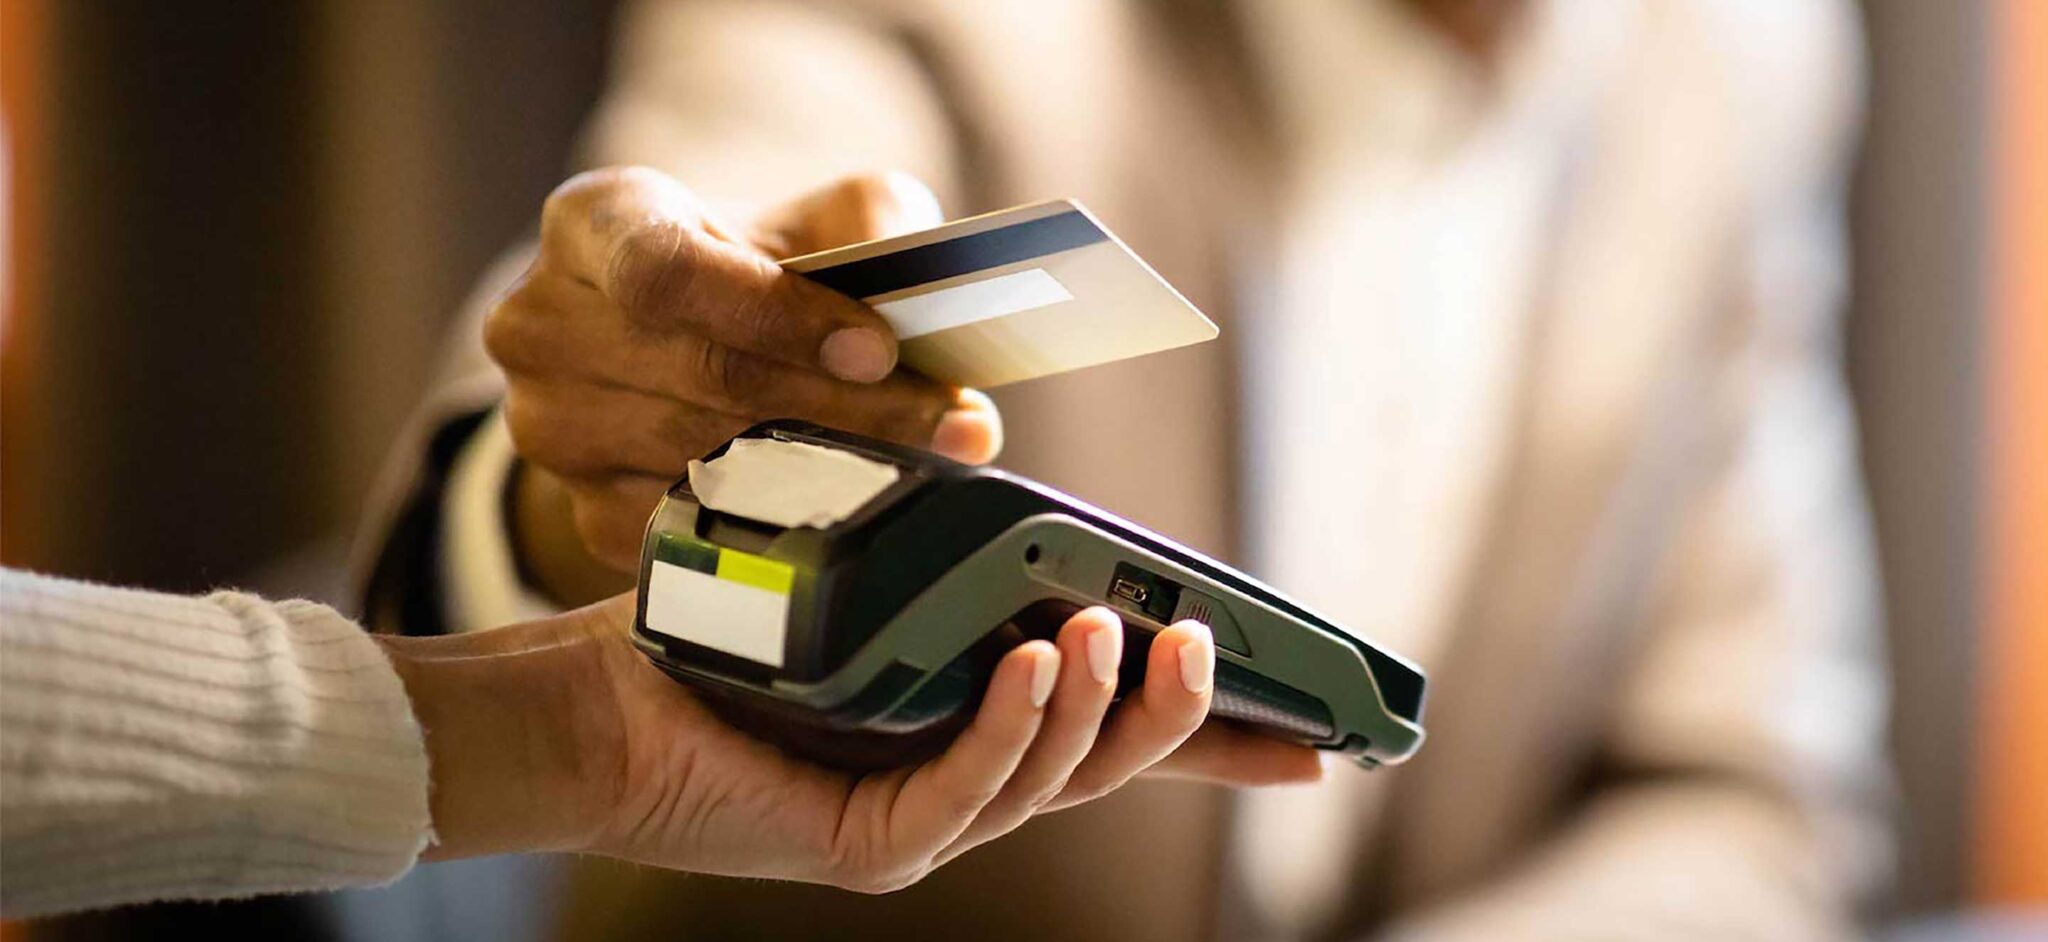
left=1, top=1, right=2041, bottom=938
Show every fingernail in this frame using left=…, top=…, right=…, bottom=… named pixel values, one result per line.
left=1029, top=648, right=1060, bottom=708
left=1085, top=624, right=1121, bottom=685
left=1176, top=622, right=1214, bottom=694
left=820, top=327, right=894, bottom=383
left=931, top=409, right=989, bottom=462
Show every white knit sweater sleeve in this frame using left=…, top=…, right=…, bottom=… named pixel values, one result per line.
left=0, top=568, right=432, bottom=917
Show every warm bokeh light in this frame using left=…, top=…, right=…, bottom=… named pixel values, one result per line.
left=0, top=5, right=41, bottom=940
left=1979, top=0, right=2048, bottom=905
left=0, top=0, right=48, bottom=574
left=0, top=2, right=2040, bottom=936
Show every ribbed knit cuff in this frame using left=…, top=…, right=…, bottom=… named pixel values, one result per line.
left=0, top=570, right=432, bottom=917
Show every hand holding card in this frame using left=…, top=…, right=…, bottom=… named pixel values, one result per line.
left=783, top=199, right=1219, bottom=388
left=491, top=169, right=1209, bottom=607
left=491, top=168, right=1002, bottom=596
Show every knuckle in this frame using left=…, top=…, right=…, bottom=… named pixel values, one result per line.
left=943, top=782, right=1005, bottom=824
left=815, top=828, right=934, bottom=895
left=541, top=168, right=631, bottom=242
left=693, top=342, right=770, bottom=406
left=544, top=166, right=700, bottom=282
left=606, top=218, right=702, bottom=323
left=656, top=407, right=742, bottom=465
left=539, top=171, right=603, bottom=232
left=1027, top=775, right=1072, bottom=812
left=1051, top=775, right=1112, bottom=808
left=544, top=166, right=664, bottom=221
left=481, top=295, right=543, bottom=372
left=727, top=277, right=801, bottom=351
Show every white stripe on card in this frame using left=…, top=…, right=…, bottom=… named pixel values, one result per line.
left=871, top=268, right=1074, bottom=340
left=644, top=560, right=789, bottom=667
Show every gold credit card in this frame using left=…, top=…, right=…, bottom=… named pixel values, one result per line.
left=782, top=199, right=1218, bottom=388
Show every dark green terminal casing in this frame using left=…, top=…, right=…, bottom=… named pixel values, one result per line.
left=633, top=421, right=1426, bottom=770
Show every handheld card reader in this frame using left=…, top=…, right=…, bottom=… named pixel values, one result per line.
left=632, top=421, right=1427, bottom=771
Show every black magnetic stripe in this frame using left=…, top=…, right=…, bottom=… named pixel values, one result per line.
left=797, top=210, right=1107, bottom=299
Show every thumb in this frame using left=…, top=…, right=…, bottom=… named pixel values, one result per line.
left=754, top=171, right=944, bottom=258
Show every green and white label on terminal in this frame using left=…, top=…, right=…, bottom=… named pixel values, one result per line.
left=643, top=532, right=796, bottom=667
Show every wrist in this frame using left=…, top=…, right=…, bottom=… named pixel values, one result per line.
left=511, top=461, right=638, bottom=607
left=376, top=612, right=627, bottom=860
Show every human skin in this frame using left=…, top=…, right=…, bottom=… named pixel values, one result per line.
left=376, top=594, right=1323, bottom=892
left=466, top=167, right=1323, bottom=884
left=488, top=168, right=999, bottom=605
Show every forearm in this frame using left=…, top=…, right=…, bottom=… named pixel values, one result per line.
left=374, top=604, right=626, bottom=860
left=0, top=570, right=431, bottom=917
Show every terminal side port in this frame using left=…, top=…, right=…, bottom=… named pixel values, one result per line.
left=1107, top=563, right=1181, bottom=624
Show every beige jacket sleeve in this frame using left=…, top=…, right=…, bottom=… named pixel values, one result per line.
left=1382, top=256, right=1889, bottom=940
left=356, top=4, right=1888, bottom=940
left=350, top=0, right=966, bottom=635
left=580, top=0, right=966, bottom=213
left=1377, top=4, right=1888, bottom=939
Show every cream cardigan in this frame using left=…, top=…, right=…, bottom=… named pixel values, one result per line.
left=0, top=568, right=431, bottom=917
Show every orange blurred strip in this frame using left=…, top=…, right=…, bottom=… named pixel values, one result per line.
left=0, top=0, right=48, bottom=574
left=1979, top=0, right=2048, bottom=906
left=0, top=0, right=38, bottom=937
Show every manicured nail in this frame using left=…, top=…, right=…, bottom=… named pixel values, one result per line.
left=1176, top=622, right=1214, bottom=694
left=819, top=327, right=894, bottom=382
left=1085, top=624, right=1121, bottom=685
left=1030, top=648, right=1061, bottom=708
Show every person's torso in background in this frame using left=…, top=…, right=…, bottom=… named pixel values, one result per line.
left=551, top=0, right=1802, bottom=939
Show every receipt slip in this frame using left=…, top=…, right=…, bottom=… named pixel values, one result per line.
left=782, top=199, right=1218, bottom=388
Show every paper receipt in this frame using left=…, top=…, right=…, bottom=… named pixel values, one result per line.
left=686, top=438, right=900, bottom=529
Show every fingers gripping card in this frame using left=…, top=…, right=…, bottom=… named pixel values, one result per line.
left=781, top=200, right=1218, bottom=388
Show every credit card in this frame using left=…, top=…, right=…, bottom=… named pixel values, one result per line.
left=781, top=199, right=1218, bottom=388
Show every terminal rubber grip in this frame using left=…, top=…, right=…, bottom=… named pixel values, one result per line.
left=1209, top=660, right=1339, bottom=743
